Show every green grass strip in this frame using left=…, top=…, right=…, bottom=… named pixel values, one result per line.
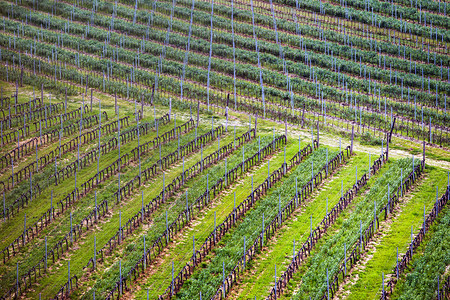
left=343, top=167, right=449, bottom=299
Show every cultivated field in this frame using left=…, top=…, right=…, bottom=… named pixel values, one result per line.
left=0, top=0, right=449, bottom=299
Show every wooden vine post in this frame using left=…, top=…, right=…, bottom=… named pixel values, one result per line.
left=85, top=75, right=89, bottom=96
left=141, top=94, right=144, bottom=120
left=386, top=134, right=389, bottom=161
left=65, top=88, right=67, bottom=115
left=225, top=94, right=229, bottom=132
left=429, top=117, right=432, bottom=143
left=115, top=93, right=118, bottom=116
left=41, top=84, right=44, bottom=106
left=196, top=100, right=200, bottom=128
left=350, top=125, right=355, bottom=155
left=388, top=117, right=396, bottom=143
left=169, top=98, right=172, bottom=121
left=423, top=141, right=426, bottom=167
left=151, top=84, right=155, bottom=106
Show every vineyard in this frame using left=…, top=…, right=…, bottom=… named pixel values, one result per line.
left=0, top=0, right=449, bottom=299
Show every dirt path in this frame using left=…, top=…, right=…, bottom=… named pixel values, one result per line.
left=285, top=126, right=450, bottom=170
